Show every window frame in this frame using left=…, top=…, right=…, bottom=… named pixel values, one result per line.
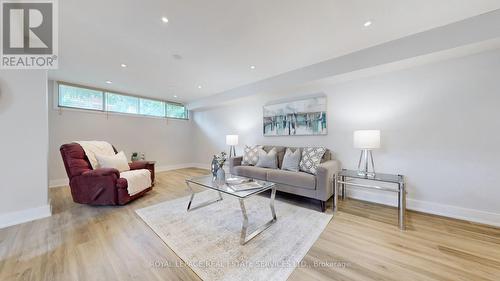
left=56, top=81, right=189, bottom=120
left=58, top=83, right=106, bottom=111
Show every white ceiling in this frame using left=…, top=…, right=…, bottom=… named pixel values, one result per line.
left=48, top=0, right=500, bottom=103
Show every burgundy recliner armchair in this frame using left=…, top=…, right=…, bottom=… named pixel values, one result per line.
left=60, top=143, right=154, bottom=205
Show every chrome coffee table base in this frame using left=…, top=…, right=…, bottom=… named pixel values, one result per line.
left=186, top=182, right=223, bottom=211
left=239, top=187, right=277, bottom=245
left=185, top=181, right=277, bottom=245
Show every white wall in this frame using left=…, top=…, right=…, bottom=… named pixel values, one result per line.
left=0, top=70, right=50, bottom=228
left=48, top=81, right=197, bottom=186
left=192, top=49, right=500, bottom=226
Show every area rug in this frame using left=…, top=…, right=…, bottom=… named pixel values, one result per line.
left=135, top=190, right=333, bottom=281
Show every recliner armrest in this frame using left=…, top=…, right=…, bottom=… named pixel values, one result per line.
left=81, top=168, right=120, bottom=178
left=129, top=161, right=149, bottom=170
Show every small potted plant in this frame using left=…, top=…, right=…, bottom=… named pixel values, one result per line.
left=131, top=152, right=139, bottom=162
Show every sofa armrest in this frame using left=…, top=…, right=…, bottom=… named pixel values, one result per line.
left=81, top=168, right=120, bottom=178
left=229, top=156, right=243, bottom=174
left=315, top=160, right=341, bottom=201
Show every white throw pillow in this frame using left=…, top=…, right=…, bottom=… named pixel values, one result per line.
left=255, top=148, right=278, bottom=169
left=95, top=151, right=130, bottom=172
left=281, top=148, right=301, bottom=172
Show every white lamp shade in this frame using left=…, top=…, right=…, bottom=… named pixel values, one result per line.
left=353, top=130, right=380, bottom=149
left=226, top=135, right=239, bottom=146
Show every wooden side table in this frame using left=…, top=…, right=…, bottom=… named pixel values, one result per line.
left=336, top=169, right=406, bottom=230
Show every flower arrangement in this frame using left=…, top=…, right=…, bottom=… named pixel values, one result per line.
left=214, top=151, right=227, bottom=167
left=211, top=152, right=227, bottom=180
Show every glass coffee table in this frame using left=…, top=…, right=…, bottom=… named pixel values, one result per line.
left=185, top=174, right=277, bottom=245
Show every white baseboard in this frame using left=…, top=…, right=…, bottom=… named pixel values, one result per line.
left=49, top=163, right=210, bottom=188
left=48, top=165, right=500, bottom=227
left=0, top=204, right=52, bottom=229
left=347, top=189, right=500, bottom=227
left=157, top=163, right=208, bottom=172
left=49, top=178, right=69, bottom=188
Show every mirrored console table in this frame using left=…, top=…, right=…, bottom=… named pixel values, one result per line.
left=336, top=169, right=406, bottom=230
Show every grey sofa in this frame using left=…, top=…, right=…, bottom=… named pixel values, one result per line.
left=229, top=145, right=340, bottom=211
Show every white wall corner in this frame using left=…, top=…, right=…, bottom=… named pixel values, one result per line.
left=0, top=204, right=52, bottom=229
left=49, top=178, right=69, bottom=188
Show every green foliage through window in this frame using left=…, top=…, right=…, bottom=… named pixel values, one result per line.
left=59, top=84, right=103, bottom=110
left=140, top=98, right=165, bottom=117
left=106, top=92, right=139, bottom=114
left=166, top=103, right=187, bottom=119
left=57, top=83, right=188, bottom=119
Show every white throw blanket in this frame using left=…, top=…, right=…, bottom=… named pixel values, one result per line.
left=74, top=141, right=115, bottom=169
left=120, top=169, right=152, bottom=196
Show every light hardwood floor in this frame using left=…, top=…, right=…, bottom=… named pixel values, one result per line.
left=1, top=168, right=499, bottom=281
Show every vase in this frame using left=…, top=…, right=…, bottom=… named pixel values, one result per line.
left=211, top=156, right=219, bottom=180
left=216, top=167, right=226, bottom=185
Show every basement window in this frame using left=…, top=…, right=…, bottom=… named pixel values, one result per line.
left=57, top=82, right=188, bottom=120
left=58, top=84, right=104, bottom=110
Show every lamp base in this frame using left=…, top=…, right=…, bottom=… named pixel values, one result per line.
left=229, top=145, right=236, bottom=158
left=357, top=149, right=376, bottom=177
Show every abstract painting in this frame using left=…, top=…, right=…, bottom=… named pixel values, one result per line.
left=263, top=95, right=327, bottom=136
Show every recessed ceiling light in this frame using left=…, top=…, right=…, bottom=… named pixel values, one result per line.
left=173, top=95, right=178, bottom=98
left=161, top=16, right=169, bottom=23
left=105, top=80, right=113, bottom=84
left=120, top=63, right=127, bottom=68
left=363, top=20, right=372, bottom=27
left=197, top=85, right=202, bottom=89
left=250, top=65, right=256, bottom=69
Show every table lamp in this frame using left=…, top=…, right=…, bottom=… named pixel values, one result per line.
left=226, top=135, right=238, bottom=158
left=353, top=130, right=380, bottom=177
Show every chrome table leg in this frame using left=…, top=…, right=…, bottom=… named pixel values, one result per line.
left=398, top=181, right=406, bottom=230
left=341, top=175, right=347, bottom=200
left=238, top=186, right=277, bottom=245
left=186, top=181, right=223, bottom=211
left=333, top=174, right=338, bottom=212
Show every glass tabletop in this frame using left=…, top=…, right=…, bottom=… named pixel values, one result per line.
left=186, top=174, right=275, bottom=199
left=339, top=169, right=403, bottom=184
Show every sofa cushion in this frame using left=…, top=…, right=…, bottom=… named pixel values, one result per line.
left=299, top=147, right=327, bottom=174
left=232, top=166, right=269, bottom=181
left=267, top=170, right=316, bottom=190
left=242, top=145, right=261, bottom=165
left=256, top=147, right=278, bottom=169
left=281, top=148, right=301, bottom=172
left=261, top=146, right=286, bottom=168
